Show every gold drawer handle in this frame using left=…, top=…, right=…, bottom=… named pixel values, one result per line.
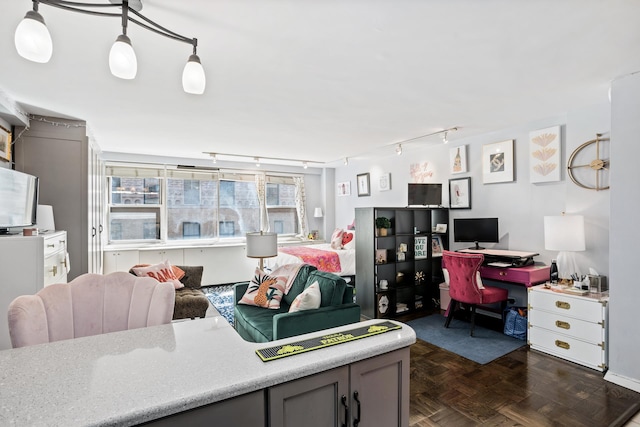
left=50, top=265, right=58, bottom=276
left=555, top=301, right=571, bottom=310
left=555, top=340, right=570, bottom=350
left=555, top=320, right=571, bottom=330
left=47, top=244, right=55, bottom=248
left=499, top=271, right=506, bottom=276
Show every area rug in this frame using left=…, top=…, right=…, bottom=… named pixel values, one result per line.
left=406, top=314, right=526, bottom=364
left=204, top=285, right=235, bottom=326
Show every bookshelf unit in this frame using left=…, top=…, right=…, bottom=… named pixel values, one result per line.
left=355, top=207, right=449, bottom=319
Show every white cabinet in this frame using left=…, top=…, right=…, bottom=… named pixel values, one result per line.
left=15, top=118, right=104, bottom=280
left=528, top=285, right=608, bottom=371
left=268, top=348, right=410, bottom=426
left=139, top=249, right=184, bottom=266
left=103, top=249, right=140, bottom=273
left=0, top=230, right=68, bottom=350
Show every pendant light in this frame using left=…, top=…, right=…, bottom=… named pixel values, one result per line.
left=108, top=2, right=137, bottom=79
left=182, top=42, right=206, bottom=94
left=14, top=4, right=53, bottom=63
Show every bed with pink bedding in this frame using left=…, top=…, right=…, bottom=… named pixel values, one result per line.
left=269, top=243, right=356, bottom=276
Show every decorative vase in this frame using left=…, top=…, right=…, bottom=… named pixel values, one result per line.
left=379, top=228, right=388, bottom=237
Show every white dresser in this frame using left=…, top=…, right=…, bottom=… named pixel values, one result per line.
left=0, top=230, right=68, bottom=350
left=528, top=284, right=608, bottom=372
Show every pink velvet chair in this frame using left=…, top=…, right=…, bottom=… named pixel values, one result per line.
left=7, top=272, right=175, bottom=348
left=442, top=250, right=509, bottom=336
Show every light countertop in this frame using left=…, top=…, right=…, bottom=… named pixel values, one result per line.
left=0, top=314, right=415, bottom=426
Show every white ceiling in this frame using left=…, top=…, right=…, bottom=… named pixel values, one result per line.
left=1, top=0, right=639, bottom=167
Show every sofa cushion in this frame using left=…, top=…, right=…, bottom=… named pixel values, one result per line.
left=176, top=265, right=204, bottom=289
left=173, top=287, right=209, bottom=320
left=307, top=270, right=347, bottom=307
left=282, top=264, right=317, bottom=306
left=234, top=304, right=288, bottom=342
left=239, top=268, right=286, bottom=309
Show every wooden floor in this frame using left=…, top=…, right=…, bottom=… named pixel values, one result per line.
left=396, top=311, right=640, bottom=427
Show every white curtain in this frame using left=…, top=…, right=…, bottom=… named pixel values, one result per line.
left=255, top=173, right=268, bottom=232
left=293, top=176, right=308, bottom=238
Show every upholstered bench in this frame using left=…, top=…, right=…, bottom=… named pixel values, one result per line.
left=129, top=264, right=210, bottom=320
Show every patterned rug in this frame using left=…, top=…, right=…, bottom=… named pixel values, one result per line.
left=204, top=285, right=235, bottom=326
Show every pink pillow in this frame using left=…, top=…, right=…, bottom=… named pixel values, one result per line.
left=131, top=261, right=184, bottom=289
left=239, top=268, right=286, bottom=309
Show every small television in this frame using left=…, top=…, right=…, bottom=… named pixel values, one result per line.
left=408, top=183, right=442, bottom=206
left=0, top=168, right=39, bottom=235
left=453, top=217, right=499, bottom=249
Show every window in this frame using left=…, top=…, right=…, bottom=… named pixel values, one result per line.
left=167, top=173, right=217, bottom=240
left=106, top=165, right=305, bottom=244
left=266, top=180, right=298, bottom=235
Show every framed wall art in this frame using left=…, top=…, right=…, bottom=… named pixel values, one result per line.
left=530, top=125, right=561, bottom=183
left=337, top=181, right=351, bottom=196
left=378, top=173, right=391, bottom=191
left=431, top=235, right=443, bottom=257
left=449, top=177, right=471, bottom=209
left=357, top=173, right=370, bottom=196
left=449, top=145, right=467, bottom=174
left=0, top=125, right=11, bottom=163
left=482, top=139, right=514, bottom=184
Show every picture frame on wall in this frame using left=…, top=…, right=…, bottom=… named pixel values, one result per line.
left=449, top=177, right=471, bottom=209
left=482, top=139, right=514, bottom=184
left=414, top=236, right=428, bottom=259
left=378, top=173, right=391, bottom=191
left=530, top=125, right=561, bottom=183
left=357, top=173, right=370, bottom=196
left=449, top=145, right=467, bottom=174
left=337, top=181, right=351, bottom=196
left=0, top=125, right=12, bottom=163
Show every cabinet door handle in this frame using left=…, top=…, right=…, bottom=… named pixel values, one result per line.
left=555, top=340, right=570, bottom=350
left=47, top=244, right=55, bottom=248
left=92, top=227, right=96, bottom=237
left=99, top=224, right=103, bottom=233
left=341, top=395, right=349, bottom=427
left=353, top=390, right=361, bottom=427
left=555, top=301, right=571, bottom=310
left=51, top=265, right=57, bottom=276
left=555, top=320, right=570, bottom=330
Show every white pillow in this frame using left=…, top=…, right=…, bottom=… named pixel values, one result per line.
left=441, top=267, right=484, bottom=290
left=288, top=281, right=321, bottom=312
left=330, top=228, right=344, bottom=250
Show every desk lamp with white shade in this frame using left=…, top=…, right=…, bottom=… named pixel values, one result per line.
left=246, top=231, right=278, bottom=270
left=544, top=214, right=586, bottom=282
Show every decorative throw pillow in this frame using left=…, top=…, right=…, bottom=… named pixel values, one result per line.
left=131, top=261, right=184, bottom=289
left=330, top=228, right=344, bottom=249
left=239, top=268, right=286, bottom=309
left=341, top=230, right=355, bottom=250
left=130, top=263, right=185, bottom=281
left=288, top=281, right=321, bottom=313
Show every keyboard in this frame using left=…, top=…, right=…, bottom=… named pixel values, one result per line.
left=486, top=262, right=513, bottom=268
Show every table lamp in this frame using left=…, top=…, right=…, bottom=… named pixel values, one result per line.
left=36, top=205, right=56, bottom=232
left=246, top=231, right=278, bottom=270
left=544, top=214, right=586, bottom=282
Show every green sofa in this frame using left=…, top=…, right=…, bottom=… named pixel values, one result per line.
left=233, top=265, right=361, bottom=343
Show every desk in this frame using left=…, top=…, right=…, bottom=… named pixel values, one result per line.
left=480, top=264, right=550, bottom=287
left=479, top=264, right=550, bottom=309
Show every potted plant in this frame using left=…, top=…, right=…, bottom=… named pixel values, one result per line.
left=375, top=217, right=391, bottom=236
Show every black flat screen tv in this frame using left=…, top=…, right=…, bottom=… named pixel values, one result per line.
left=0, top=168, right=39, bottom=235
left=408, top=183, right=442, bottom=206
left=453, top=217, right=499, bottom=249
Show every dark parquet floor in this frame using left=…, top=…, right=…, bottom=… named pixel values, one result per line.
left=396, top=311, right=640, bottom=427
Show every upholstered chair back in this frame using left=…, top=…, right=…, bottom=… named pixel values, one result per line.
left=8, top=272, right=175, bottom=348
left=442, top=250, right=485, bottom=304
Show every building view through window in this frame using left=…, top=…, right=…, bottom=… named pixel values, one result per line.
left=108, top=171, right=300, bottom=242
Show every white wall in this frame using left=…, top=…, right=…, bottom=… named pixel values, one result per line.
left=605, top=71, right=640, bottom=391
left=334, top=104, right=610, bottom=275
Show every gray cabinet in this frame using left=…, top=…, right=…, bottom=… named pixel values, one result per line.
left=356, top=207, right=449, bottom=319
left=14, top=116, right=104, bottom=279
left=269, top=348, right=410, bottom=427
